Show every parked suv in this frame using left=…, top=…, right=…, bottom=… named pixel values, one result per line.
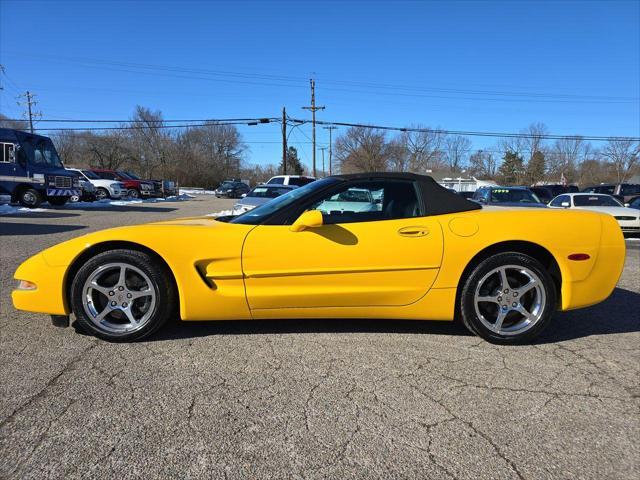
left=266, top=175, right=316, bottom=187
left=119, top=171, right=177, bottom=197
left=66, top=168, right=127, bottom=200
left=214, top=180, right=250, bottom=198
left=0, top=128, right=80, bottom=207
left=472, top=186, right=547, bottom=208
left=90, top=169, right=154, bottom=198
left=582, top=183, right=640, bottom=203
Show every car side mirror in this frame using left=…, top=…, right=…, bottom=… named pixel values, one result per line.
left=561, top=201, right=570, bottom=208
left=290, top=210, right=323, bottom=232
left=241, top=193, right=247, bottom=198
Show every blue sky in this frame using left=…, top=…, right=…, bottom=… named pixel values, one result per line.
left=1, top=0, right=638, bottom=169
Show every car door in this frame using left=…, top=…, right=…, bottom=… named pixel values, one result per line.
left=241, top=179, right=444, bottom=310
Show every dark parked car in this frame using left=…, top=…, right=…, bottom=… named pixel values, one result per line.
left=582, top=183, right=640, bottom=204
left=472, top=186, right=547, bottom=208
left=215, top=181, right=250, bottom=198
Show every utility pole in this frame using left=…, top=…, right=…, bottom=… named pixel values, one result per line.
left=322, top=125, right=337, bottom=175
left=302, top=78, right=325, bottom=177
left=281, top=107, right=287, bottom=174
left=320, top=147, right=327, bottom=176
left=19, top=91, right=38, bottom=133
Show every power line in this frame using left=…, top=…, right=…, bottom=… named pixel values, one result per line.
left=4, top=115, right=637, bottom=142
left=6, top=52, right=638, bottom=104
left=288, top=118, right=640, bottom=142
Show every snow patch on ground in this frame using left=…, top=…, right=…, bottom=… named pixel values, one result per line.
left=180, top=188, right=216, bottom=196
left=0, top=204, right=49, bottom=215
left=0, top=194, right=194, bottom=214
left=206, top=210, right=235, bottom=217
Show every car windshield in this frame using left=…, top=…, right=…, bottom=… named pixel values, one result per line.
left=573, top=195, right=622, bottom=207
left=219, top=182, right=235, bottom=188
left=246, top=186, right=292, bottom=198
left=490, top=188, right=540, bottom=204
left=23, top=137, right=64, bottom=168
left=81, top=170, right=100, bottom=179
left=123, top=171, right=141, bottom=180
left=117, top=171, right=135, bottom=180
left=230, top=177, right=338, bottom=224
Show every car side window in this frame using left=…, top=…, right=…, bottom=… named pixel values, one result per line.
left=549, top=195, right=569, bottom=207
left=268, top=177, right=284, bottom=185
left=305, top=180, right=420, bottom=225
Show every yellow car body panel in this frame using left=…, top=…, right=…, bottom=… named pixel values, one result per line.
left=12, top=207, right=625, bottom=323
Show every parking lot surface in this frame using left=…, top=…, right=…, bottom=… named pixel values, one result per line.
left=1, top=196, right=639, bottom=479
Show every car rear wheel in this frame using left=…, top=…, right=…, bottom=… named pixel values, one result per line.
left=96, top=188, right=109, bottom=200
left=459, top=252, right=556, bottom=344
left=71, top=249, right=176, bottom=342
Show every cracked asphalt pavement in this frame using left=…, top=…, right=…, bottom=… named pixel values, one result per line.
left=1, top=196, right=639, bottom=479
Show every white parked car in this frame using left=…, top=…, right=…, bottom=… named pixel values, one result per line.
left=548, top=193, right=640, bottom=236
left=265, top=175, right=316, bottom=187
left=66, top=168, right=127, bottom=200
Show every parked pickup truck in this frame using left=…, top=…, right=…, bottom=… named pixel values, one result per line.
left=0, top=128, right=80, bottom=207
left=90, top=169, right=155, bottom=198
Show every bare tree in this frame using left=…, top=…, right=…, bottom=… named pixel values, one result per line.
left=468, top=149, right=498, bottom=178
left=547, top=136, right=587, bottom=183
left=0, top=113, right=29, bottom=131
left=334, top=127, right=393, bottom=173
left=443, top=135, right=471, bottom=172
left=600, top=138, right=639, bottom=183
left=398, top=126, right=445, bottom=173
left=84, top=131, right=131, bottom=170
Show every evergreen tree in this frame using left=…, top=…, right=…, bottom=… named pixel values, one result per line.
left=497, top=151, right=525, bottom=185
left=526, top=150, right=546, bottom=185
left=280, top=146, right=304, bottom=175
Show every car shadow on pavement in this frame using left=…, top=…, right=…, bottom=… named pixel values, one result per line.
left=0, top=223, right=87, bottom=236
left=0, top=211, right=79, bottom=219
left=65, top=206, right=178, bottom=213
left=138, top=287, right=640, bottom=343
left=536, top=287, right=640, bottom=343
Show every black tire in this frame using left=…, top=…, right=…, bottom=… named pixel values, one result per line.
left=127, top=189, right=140, bottom=199
left=70, top=249, right=176, bottom=342
left=18, top=187, right=42, bottom=208
left=459, top=252, right=557, bottom=344
left=48, top=196, right=68, bottom=206
left=96, top=188, right=109, bottom=200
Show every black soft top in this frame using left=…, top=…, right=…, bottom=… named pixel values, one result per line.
left=332, top=171, right=481, bottom=215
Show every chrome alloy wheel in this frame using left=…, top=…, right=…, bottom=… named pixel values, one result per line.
left=82, top=262, right=156, bottom=334
left=473, top=265, right=546, bottom=336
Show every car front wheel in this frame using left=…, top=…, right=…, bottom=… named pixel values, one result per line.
left=70, top=249, right=176, bottom=342
left=459, top=252, right=556, bottom=344
left=17, top=188, right=42, bottom=208
left=96, top=188, right=109, bottom=200
left=127, top=189, right=140, bottom=199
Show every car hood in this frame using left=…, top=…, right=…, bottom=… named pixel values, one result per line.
left=574, top=206, right=639, bottom=216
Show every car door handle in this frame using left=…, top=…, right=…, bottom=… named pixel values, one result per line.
left=398, top=226, right=429, bottom=237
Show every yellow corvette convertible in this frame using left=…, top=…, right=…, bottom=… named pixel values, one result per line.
left=12, top=173, right=625, bottom=344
